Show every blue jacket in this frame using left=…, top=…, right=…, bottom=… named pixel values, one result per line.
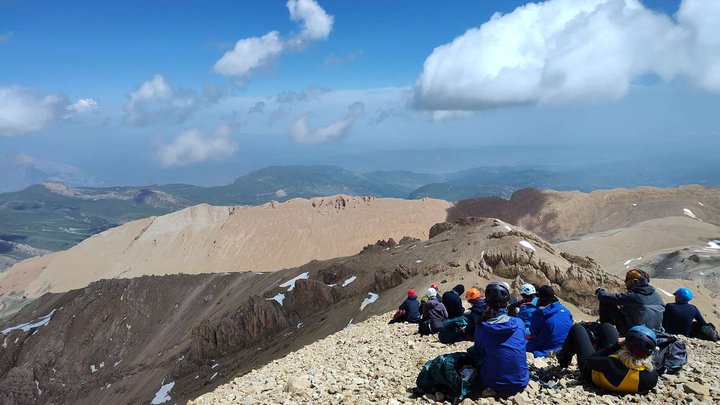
left=516, top=299, right=539, bottom=330
left=527, top=301, right=573, bottom=358
left=399, top=296, right=421, bottom=323
left=442, top=290, right=464, bottom=319
left=471, top=311, right=529, bottom=394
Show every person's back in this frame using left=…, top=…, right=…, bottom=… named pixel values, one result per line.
left=463, top=288, right=487, bottom=340
left=663, top=302, right=705, bottom=336
left=423, top=296, right=448, bottom=321
left=527, top=301, right=573, bottom=357
left=470, top=282, right=528, bottom=395
left=516, top=300, right=538, bottom=329
left=442, top=284, right=465, bottom=318
left=400, top=294, right=422, bottom=323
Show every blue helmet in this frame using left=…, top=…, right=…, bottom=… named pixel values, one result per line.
left=626, top=326, right=657, bottom=357
left=675, top=287, right=693, bottom=303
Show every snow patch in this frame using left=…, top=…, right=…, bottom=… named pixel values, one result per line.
left=504, top=225, right=512, bottom=231
left=266, top=293, right=285, bottom=306
left=519, top=240, right=536, bottom=252
left=150, top=381, right=175, bottom=404
left=279, top=272, right=309, bottom=292
left=113, top=360, right=122, bottom=367
left=1, top=309, right=56, bottom=335
left=623, top=259, right=633, bottom=266
left=2, top=337, right=6, bottom=348
left=210, top=372, right=218, bottom=380
left=341, top=276, right=357, bottom=287
left=35, top=380, right=41, bottom=396
left=684, top=208, right=701, bottom=221
left=296, top=322, right=303, bottom=329
left=90, top=365, right=98, bottom=373
left=346, top=318, right=354, bottom=328
left=657, top=288, right=674, bottom=298
left=176, top=355, right=185, bottom=363
left=211, top=362, right=219, bottom=369
left=698, top=202, right=704, bottom=207
left=415, top=260, right=423, bottom=263
left=632, top=203, right=637, bottom=207
left=360, top=292, right=379, bottom=311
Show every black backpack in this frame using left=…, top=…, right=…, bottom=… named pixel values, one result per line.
left=690, top=322, right=720, bottom=342
left=652, top=331, right=688, bottom=375
left=419, top=318, right=446, bottom=335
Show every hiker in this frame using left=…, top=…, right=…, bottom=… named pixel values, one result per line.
left=663, top=287, right=707, bottom=337
left=526, top=285, right=573, bottom=357
left=420, top=283, right=441, bottom=315
left=468, top=281, right=528, bottom=396
left=511, top=283, right=538, bottom=333
left=556, top=323, right=658, bottom=394
left=463, top=287, right=487, bottom=340
left=596, top=268, right=664, bottom=334
left=389, top=289, right=422, bottom=324
left=442, top=284, right=466, bottom=319
left=418, top=287, right=448, bottom=335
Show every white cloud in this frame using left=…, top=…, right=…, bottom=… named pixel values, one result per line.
left=0, top=86, right=96, bottom=136
left=289, top=102, right=364, bottom=144
left=414, top=0, right=720, bottom=110
left=213, top=0, right=333, bottom=79
left=428, top=110, right=473, bottom=122
left=287, top=0, right=334, bottom=44
left=158, top=125, right=238, bottom=167
left=66, top=98, right=98, bottom=115
left=124, top=74, right=200, bottom=126
left=212, top=31, right=284, bottom=78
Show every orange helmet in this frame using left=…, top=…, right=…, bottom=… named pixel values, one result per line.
left=466, top=288, right=482, bottom=301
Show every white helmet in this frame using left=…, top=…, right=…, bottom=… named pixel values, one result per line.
left=519, top=283, right=536, bottom=296
left=427, top=287, right=438, bottom=298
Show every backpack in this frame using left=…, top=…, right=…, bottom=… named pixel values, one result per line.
left=419, top=318, right=446, bottom=335
left=415, top=352, right=479, bottom=400
left=690, top=322, right=720, bottom=342
left=652, top=331, right=688, bottom=375
left=438, top=317, right=468, bottom=344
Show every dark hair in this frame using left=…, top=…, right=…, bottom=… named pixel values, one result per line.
left=480, top=300, right=508, bottom=322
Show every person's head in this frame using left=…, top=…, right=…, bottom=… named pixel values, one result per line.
left=408, top=289, right=417, bottom=298
left=485, top=281, right=511, bottom=309
left=427, top=287, right=438, bottom=298
left=453, top=284, right=465, bottom=295
left=431, top=283, right=439, bottom=291
left=625, top=325, right=657, bottom=358
left=536, top=285, right=558, bottom=307
left=465, top=287, right=482, bottom=302
left=519, top=283, right=536, bottom=301
left=625, top=268, right=650, bottom=290
left=674, top=287, right=693, bottom=303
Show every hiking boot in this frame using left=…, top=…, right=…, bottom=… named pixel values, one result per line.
left=549, top=349, right=570, bottom=368
left=481, top=388, right=497, bottom=398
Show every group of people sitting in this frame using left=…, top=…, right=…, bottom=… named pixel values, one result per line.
left=394, top=268, right=711, bottom=397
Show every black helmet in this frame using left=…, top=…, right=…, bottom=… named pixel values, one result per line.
left=625, top=326, right=657, bottom=357
left=485, top=281, right=510, bottom=305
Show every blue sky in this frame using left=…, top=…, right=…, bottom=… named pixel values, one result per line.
left=1, top=0, right=718, bottom=186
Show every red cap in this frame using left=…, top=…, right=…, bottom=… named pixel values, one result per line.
left=408, top=289, right=416, bottom=297
left=431, top=284, right=439, bottom=290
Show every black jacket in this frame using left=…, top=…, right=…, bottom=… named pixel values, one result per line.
left=442, top=290, right=464, bottom=319
left=597, top=279, right=664, bottom=331
left=585, top=343, right=659, bottom=394
left=663, top=302, right=705, bottom=336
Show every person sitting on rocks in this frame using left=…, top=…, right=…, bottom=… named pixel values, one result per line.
left=596, top=268, right=664, bottom=334
left=663, top=287, right=707, bottom=337
left=442, top=284, right=466, bottom=319
left=418, top=287, right=448, bottom=334
left=556, top=323, right=658, bottom=394
left=468, top=281, right=528, bottom=396
left=389, top=289, right=422, bottom=324
left=420, top=283, right=441, bottom=315
left=511, top=283, right=538, bottom=334
left=463, top=287, right=487, bottom=340
left=526, top=285, right=573, bottom=358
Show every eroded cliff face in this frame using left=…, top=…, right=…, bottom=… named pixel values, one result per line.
left=0, top=217, right=684, bottom=405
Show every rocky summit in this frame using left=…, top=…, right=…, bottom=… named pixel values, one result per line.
left=191, top=311, right=720, bottom=405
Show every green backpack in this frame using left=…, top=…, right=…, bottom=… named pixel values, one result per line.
left=415, top=352, right=479, bottom=400
left=438, top=316, right=468, bottom=344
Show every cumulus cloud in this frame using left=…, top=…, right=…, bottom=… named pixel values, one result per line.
left=124, top=74, right=200, bottom=126
left=158, top=125, right=238, bottom=167
left=0, top=86, right=97, bottom=136
left=414, top=0, right=720, bottom=110
left=289, top=102, right=364, bottom=144
left=213, top=0, right=333, bottom=79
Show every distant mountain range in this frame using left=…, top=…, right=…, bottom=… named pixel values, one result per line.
left=1, top=163, right=719, bottom=271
